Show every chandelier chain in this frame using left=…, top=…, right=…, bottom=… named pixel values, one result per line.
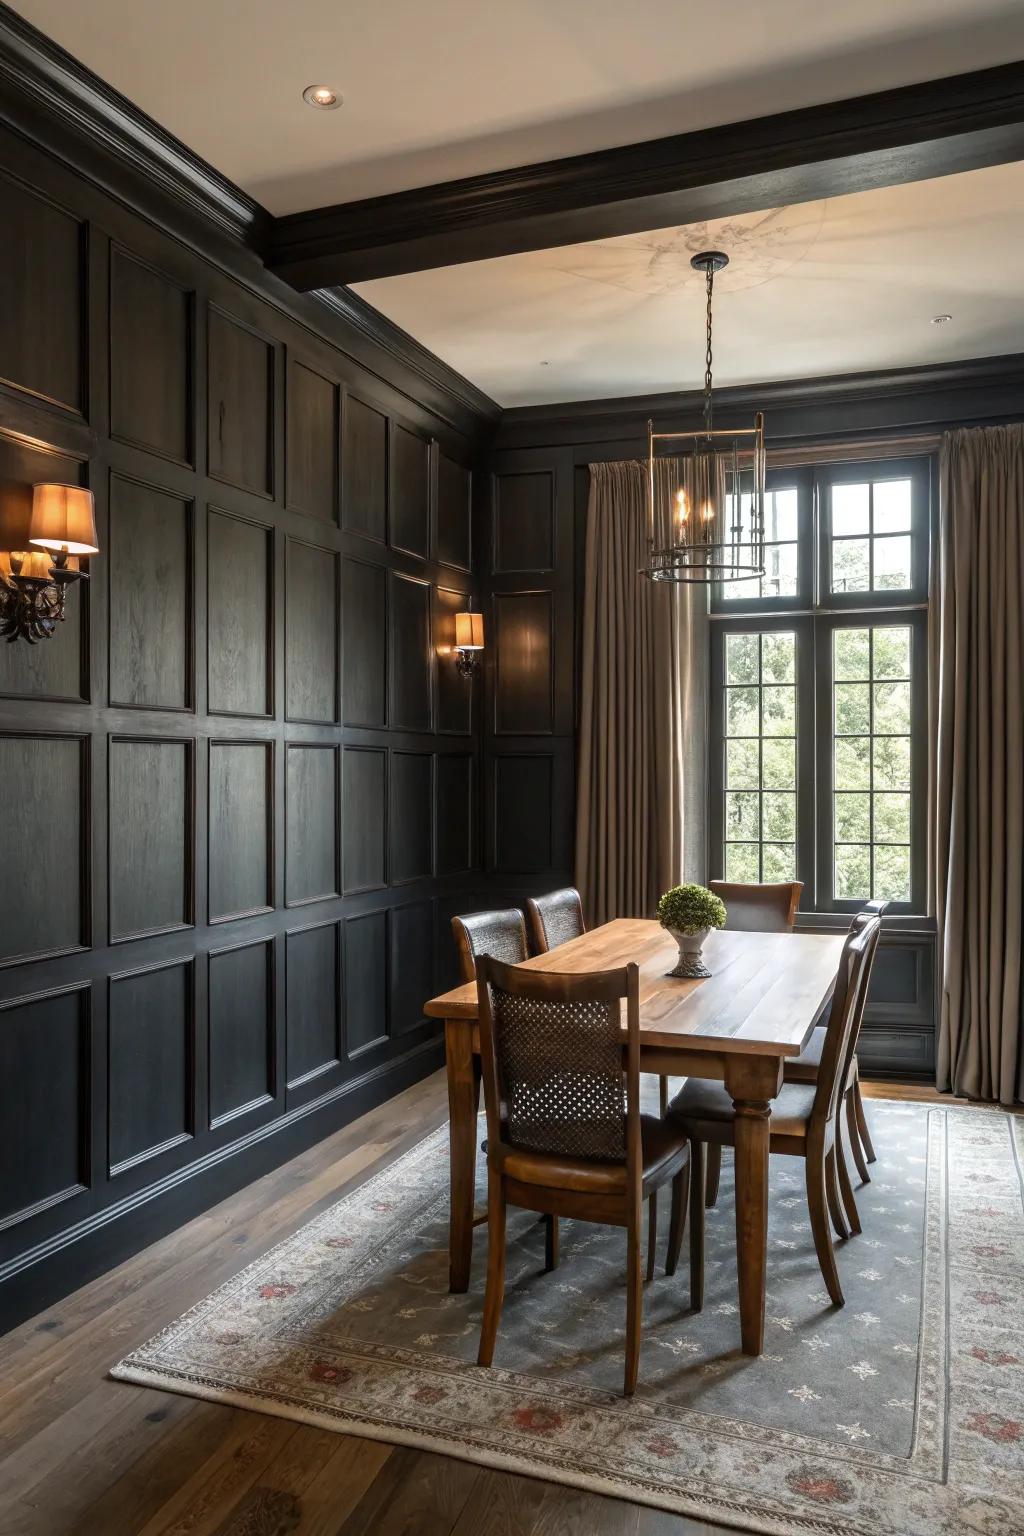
left=703, top=264, right=714, bottom=435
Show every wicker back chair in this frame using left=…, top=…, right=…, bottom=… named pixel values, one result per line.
left=451, top=908, right=528, bottom=986
left=525, top=887, right=586, bottom=955
left=708, top=880, right=803, bottom=932
left=475, top=955, right=689, bottom=1396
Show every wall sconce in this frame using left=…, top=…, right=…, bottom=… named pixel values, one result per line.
left=0, top=483, right=99, bottom=644
left=453, top=611, right=484, bottom=678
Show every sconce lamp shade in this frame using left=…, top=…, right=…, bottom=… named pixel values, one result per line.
left=454, top=611, right=484, bottom=650
left=29, top=484, right=99, bottom=556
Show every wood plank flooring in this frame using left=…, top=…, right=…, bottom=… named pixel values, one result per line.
left=0, top=1073, right=951, bottom=1536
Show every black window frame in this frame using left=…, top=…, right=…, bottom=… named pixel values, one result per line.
left=709, top=455, right=932, bottom=916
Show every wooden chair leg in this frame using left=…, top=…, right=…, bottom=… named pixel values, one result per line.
left=544, top=1214, right=559, bottom=1272
left=853, top=1075, right=877, bottom=1164
left=704, top=1143, right=722, bottom=1208
left=805, top=1153, right=844, bottom=1307
left=666, top=1161, right=689, bottom=1277
left=846, top=1087, right=870, bottom=1184
left=624, top=1206, right=643, bottom=1397
left=688, top=1139, right=706, bottom=1311
left=646, top=1192, right=658, bottom=1283
left=835, top=1134, right=861, bottom=1235
left=477, top=1172, right=507, bottom=1367
left=659, top=1075, right=669, bottom=1115
left=825, top=1146, right=850, bottom=1241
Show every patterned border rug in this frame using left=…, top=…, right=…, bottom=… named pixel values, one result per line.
left=113, top=1103, right=1024, bottom=1536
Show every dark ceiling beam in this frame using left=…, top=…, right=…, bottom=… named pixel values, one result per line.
left=268, top=62, right=1024, bottom=289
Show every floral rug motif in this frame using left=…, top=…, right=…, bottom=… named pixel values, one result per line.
left=113, top=1103, right=1024, bottom=1536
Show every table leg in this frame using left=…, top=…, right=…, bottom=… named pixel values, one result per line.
left=725, top=1056, right=782, bottom=1356
left=445, top=1018, right=480, bottom=1293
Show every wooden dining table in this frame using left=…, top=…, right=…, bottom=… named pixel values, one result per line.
left=424, top=917, right=846, bottom=1357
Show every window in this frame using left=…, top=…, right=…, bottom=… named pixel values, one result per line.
left=710, top=458, right=930, bottom=913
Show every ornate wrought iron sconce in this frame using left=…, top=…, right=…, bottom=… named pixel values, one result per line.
left=0, top=483, right=99, bottom=644
left=453, top=611, right=484, bottom=678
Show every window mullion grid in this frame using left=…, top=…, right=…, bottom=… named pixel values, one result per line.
left=757, top=637, right=764, bottom=881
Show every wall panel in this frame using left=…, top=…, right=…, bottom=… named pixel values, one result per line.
left=109, top=247, right=192, bottom=463
left=108, top=474, right=193, bottom=711
left=390, top=751, right=434, bottom=885
left=341, top=556, right=387, bottom=727
left=108, top=737, right=193, bottom=940
left=208, top=940, right=274, bottom=1127
left=108, top=958, right=193, bottom=1175
left=286, top=358, right=338, bottom=523
left=0, top=987, right=88, bottom=1230
left=0, top=174, right=84, bottom=414
left=285, top=922, right=340, bottom=1090
left=342, top=394, right=387, bottom=543
left=389, top=571, right=432, bottom=732
left=0, top=734, right=86, bottom=964
left=343, top=747, right=387, bottom=893
left=285, top=538, right=338, bottom=724
left=209, top=741, right=272, bottom=921
left=207, top=306, right=275, bottom=496
left=207, top=510, right=273, bottom=717
left=344, top=912, right=388, bottom=1059
left=285, top=744, right=339, bottom=905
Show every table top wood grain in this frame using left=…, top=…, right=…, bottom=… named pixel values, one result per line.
left=425, top=918, right=846, bottom=1057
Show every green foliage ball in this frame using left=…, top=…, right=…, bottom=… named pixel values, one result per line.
left=656, top=883, right=727, bottom=936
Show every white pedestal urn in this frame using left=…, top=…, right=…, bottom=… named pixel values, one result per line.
left=655, top=883, right=727, bottom=981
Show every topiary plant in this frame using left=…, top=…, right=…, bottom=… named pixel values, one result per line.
left=656, top=882, right=727, bottom=935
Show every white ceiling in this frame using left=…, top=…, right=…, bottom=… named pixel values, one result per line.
left=353, top=163, right=1024, bottom=406
left=12, top=0, right=1024, bottom=213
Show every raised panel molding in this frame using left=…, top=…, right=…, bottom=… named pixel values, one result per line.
left=493, top=590, right=554, bottom=735
left=109, top=245, right=193, bottom=464
left=0, top=174, right=85, bottom=415
left=0, top=733, right=87, bottom=965
left=109, top=736, right=194, bottom=941
left=343, top=747, right=387, bottom=894
left=286, top=357, right=339, bottom=523
left=344, top=911, right=388, bottom=1058
left=108, top=473, right=193, bottom=711
left=390, top=751, right=434, bottom=885
left=390, top=423, right=430, bottom=559
left=207, top=305, right=275, bottom=497
left=491, top=754, right=554, bottom=874
left=436, top=754, right=474, bottom=876
left=207, top=509, right=273, bottom=717
left=0, top=985, right=89, bottom=1232
left=342, top=393, right=388, bottom=543
left=208, top=939, right=275, bottom=1128
left=285, top=744, right=339, bottom=905
left=434, top=585, right=472, bottom=736
left=389, top=571, right=433, bottom=733
left=285, top=921, right=341, bottom=1091
left=389, top=902, right=434, bottom=1037
left=436, top=453, right=471, bottom=572
left=493, top=470, right=555, bottom=573
left=342, top=556, right=387, bottom=728
left=208, top=741, right=273, bottom=922
left=108, top=958, right=194, bottom=1176
left=285, top=538, right=339, bottom=724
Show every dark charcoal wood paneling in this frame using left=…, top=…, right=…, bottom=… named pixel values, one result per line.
left=389, top=571, right=432, bottom=732
left=389, top=902, right=434, bottom=1037
left=390, top=423, right=430, bottom=559
left=109, top=246, right=192, bottom=462
left=285, top=922, right=340, bottom=1088
left=0, top=436, right=86, bottom=702
left=108, top=959, right=193, bottom=1174
left=436, top=453, right=471, bottom=571
left=285, top=537, right=339, bottom=723
left=341, top=556, right=387, bottom=727
left=208, top=940, right=274, bottom=1127
left=285, top=745, right=339, bottom=905
left=390, top=751, right=434, bottom=885
left=207, top=509, right=273, bottom=717
left=344, top=912, right=388, bottom=1058
left=207, top=306, right=274, bottom=496
left=0, top=987, right=88, bottom=1230
left=342, top=747, right=386, bottom=893
left=433, top=895, right=470, bottom=994
left=436, top=755, right=474, bottom=876
left=108, top=474, right=192, bottom=710
left=0, top=175, right=84, bottom=412
left=434, top=584, right=472, bottom=735
left=0, top=735, right=85, bottom=964
left=493, top=470, right=554, bottom=572
left=342, top=394, right=387, bottom=543
left=493, top=590, right=553, bottom=735
left=492, top=754, right=553, bottom=873
left=286, top=357, right=338, bottom=522
left=209, top=741, right=272, bottom=921
left=109, top=737, right=193, bottom=940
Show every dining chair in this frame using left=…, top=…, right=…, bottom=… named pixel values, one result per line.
left=665, top=907, right=882, bottom=1309
left=475, top=954, right=690, bottom=1396
left=783, top=900, right=888, bottom=1215
left=702, top=879, right=803, bottom=1207
left=524, top=886, right=586, bottom=954
left=451, top=908, right=528, bottom=985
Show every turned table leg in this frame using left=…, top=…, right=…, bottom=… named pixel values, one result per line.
left=725, top=1055, right=782, bottom=1357
left=445, top=1018, right=480, bottom=1293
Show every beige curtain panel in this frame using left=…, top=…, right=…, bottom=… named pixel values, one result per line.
left=575, top=459, right=708, bottom=927
left=934, top=424, right=1024, bottom=1105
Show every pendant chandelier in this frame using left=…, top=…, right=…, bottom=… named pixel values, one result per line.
left=645, top=251, right=766, bottom=584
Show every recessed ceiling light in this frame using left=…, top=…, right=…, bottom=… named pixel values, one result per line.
left=302, top=84, right=341, bottom=110
left=931, top=313, right=953, bottom=325
left=539, top=360, right=550, bottom=367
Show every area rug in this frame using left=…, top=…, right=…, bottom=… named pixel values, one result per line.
left=113, top=1102, right=1024, bottom=1536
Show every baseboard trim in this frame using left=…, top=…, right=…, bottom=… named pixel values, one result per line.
left=0, top=1037, right=444, bottom=1336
